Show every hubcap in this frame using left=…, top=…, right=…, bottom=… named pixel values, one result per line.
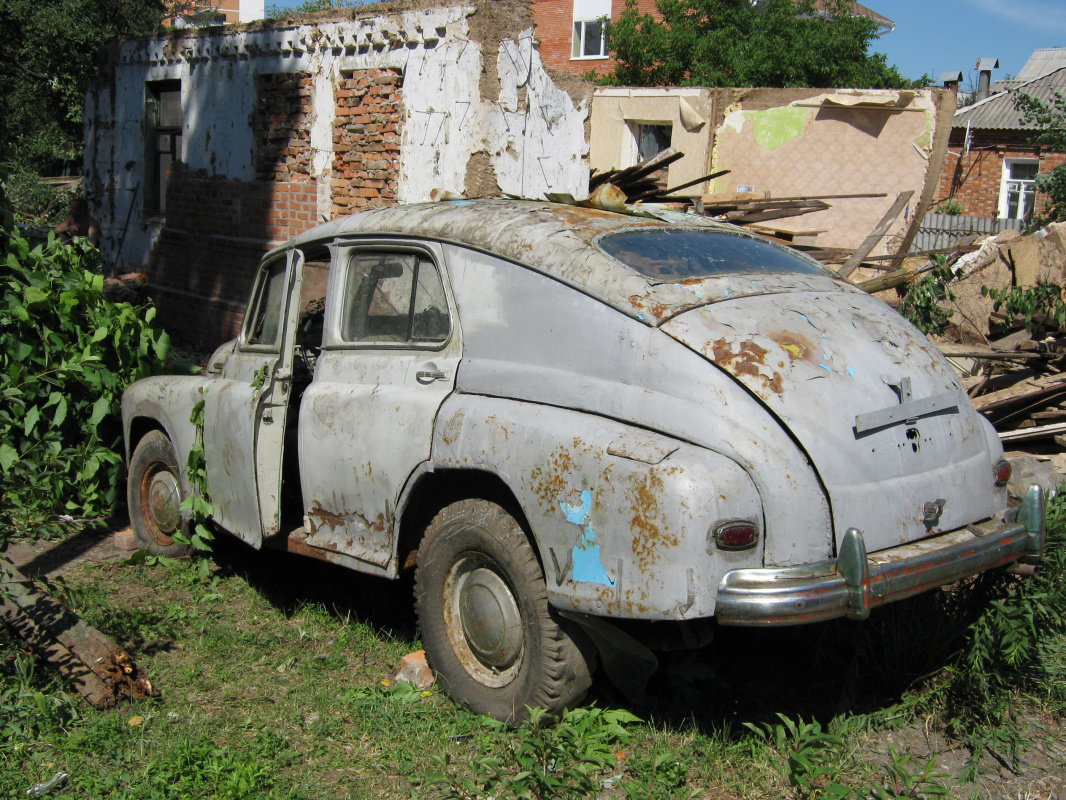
left=443, top=555, right=524, bottom=687
left=142, top=465, right=180, bottom=544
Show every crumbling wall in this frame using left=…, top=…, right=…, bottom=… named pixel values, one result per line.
left=84, top=0, right=592, bottom=346
left=709, top=88, right=942, bottom=253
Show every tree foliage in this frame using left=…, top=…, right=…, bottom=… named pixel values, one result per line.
left=0, top=169, right=170, bottom=542
left=1016, top=89, right=1066, bottom=228
left=607, top=0, right=915, bottom=89
left=0, top=0, right=165, bottom=172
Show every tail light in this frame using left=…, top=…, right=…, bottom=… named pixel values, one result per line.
left=993, top=459, right=1011, bottom=487
left=712, top=521, right=759, bottom=551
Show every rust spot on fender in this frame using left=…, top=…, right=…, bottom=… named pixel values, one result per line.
left=628, top=470, right=679, bottom=570
left=768, top=332, right=814, bottom=363
left=708, top=338, right=786, bottom=397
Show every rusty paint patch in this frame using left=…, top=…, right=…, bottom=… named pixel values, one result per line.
left=628, top=471, right=679, bottom=571
left=708, top=338, right=786, bottom=397
left=768, top=332, right=814, bottom=363
left=441, top=409, right=465, bottom=446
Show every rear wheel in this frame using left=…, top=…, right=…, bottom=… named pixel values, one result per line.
left=414, top=499, right=592, bottom=723
left=127, top=430, right=192, bottom=557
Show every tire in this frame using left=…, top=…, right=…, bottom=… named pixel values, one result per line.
left=127, top=430, right=193, bottom=557
left=415, top=499, right=593, bottom=723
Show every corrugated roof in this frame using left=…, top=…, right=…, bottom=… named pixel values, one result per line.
left=953, top=66, right=1066, bottom=130
left=1016, top=47, right=1066, bottom=81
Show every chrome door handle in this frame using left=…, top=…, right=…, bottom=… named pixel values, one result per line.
left=416, top=370, right=447, bottom=383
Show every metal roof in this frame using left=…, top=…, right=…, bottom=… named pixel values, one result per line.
left=1016, top=47, right=1066, bottom=81
left=953, top=66, right=1066, bottom=130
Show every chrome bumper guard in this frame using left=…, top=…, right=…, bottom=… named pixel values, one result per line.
left=716, top=485, right=1046, bottom=627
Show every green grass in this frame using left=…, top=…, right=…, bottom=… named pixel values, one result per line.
left=3, top=506, right=1066, bottom=799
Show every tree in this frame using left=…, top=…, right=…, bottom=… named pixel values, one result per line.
left=0, top=0, right=165, bottom=173
left=607, top=0, right=915, bottom=89
left=1015, top=90, right=1066, bottom=228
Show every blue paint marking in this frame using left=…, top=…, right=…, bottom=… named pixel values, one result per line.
left=560, top=490, right=614, bottom=587
left=449, top=200, right=475, bottom=206
left=822, top=353, right=829, bottom=360
left=750, top=280, right=762, bottom=285
left=819, top=363, right=832, bottom=372
left=637, top=314, right=645, bottom=320
left=821, top=333, right=827, bottom=339
left=721, top=289, right=732, bottom=296
left=846, top=367, right=856, bottom=377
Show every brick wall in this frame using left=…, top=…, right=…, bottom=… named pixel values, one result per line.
left=936, top=129, right=1066, bottom=219
left=331, top=68, right=402, bottom=216
left=532, top=0, right=658, bottom=77
left=146, top=166, right=319, bottom=345
left=254, top=73, right=313, bottom=182
left=144, top=67, right=407, bottom=348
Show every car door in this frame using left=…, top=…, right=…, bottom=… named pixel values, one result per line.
left=203, top=249, right=305, bottom=548
left=298, top=241, right=459, bottom=573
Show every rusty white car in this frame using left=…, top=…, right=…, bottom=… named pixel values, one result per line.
left=122, top=199, right=1045, bottom=721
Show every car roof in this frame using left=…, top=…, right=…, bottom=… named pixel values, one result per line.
left=278, top=199, right=846, bottom=326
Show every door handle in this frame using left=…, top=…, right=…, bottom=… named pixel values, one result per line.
left=416, top=370, right=448, bottom=383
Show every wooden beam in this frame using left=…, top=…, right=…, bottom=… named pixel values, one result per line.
left=839, top=190, right=914, bottom=279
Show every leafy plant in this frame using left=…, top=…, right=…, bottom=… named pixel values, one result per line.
left=1014, top=89, right=1066, bottom=230
left=932, top=198, right=962, bottom=216
left=869, top=747, right=950, bottom=799
left=744, top=713, right=848, bottom=799
left=425, top=706, right=639, bottom=800
left=0, top=169, right=170, bottom=544
left=0, top=647, right=78, bottom=745
left=900, top=260, right=963, bottom=335
left=981, top=282, right=1066, bottom=333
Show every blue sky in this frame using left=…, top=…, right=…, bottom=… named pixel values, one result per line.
left=872, top=0, right=1066, bottom=84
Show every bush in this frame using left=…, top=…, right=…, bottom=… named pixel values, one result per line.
left=5, top=170, right=79, bottom=228
left=0, top=168, right=170, bottom=542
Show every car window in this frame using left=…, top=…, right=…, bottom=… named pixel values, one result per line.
left=342, top=251, right=450, bottom=344
left=599, top=229, right=830, bottom=281
left=245, top=258, right=288, bottom=347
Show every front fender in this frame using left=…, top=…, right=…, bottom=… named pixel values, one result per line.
left=121, top=375, right=216, bottom=497
left=431, top=394, right=764, bottom=621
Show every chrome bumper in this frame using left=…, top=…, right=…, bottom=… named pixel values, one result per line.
left=716, top=485, right=1046, bottom=627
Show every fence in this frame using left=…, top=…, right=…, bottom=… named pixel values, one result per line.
left=910, top=214, right=1024, bottom=253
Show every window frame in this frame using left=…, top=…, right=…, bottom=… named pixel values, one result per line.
left=144, top=79, right=183, bottom=217
left=998, top=157, right=1040, bottom=221
left=330, top=243, right=454, bottom=352
left=571, top=17, right=609, bottom=60
left=239, top=255, right=293, bottom=353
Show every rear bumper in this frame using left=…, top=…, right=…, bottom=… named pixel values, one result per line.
left=716, top=485, right=1045, bottom=626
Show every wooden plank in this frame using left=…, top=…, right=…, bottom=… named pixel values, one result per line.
left=972, top=374, right=1066, bottom=413
left=999, top=421, right=1066, bottom=442
left=839, top=190, right=915, bottom=279
left=934, top=343, right=1051, bottom=361
left=631, top=169, right=731, bottom=202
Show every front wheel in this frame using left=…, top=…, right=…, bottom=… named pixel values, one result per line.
left=127, top=430, right=192, bottom=557
left=414, top=499, right=592, bottom=723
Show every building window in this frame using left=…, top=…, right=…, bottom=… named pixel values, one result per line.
left=634, top=123, right=672, bottom=163
left=999, top=159, right=1039, bottom=221
left=572, top=0, right=610, bottom=59
left=145, top=80, right=182, bottom=215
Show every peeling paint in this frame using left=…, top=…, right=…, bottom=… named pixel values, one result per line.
left=561, top=490, right=614, bottom=587
left=747, top=106, right=811, bottom=151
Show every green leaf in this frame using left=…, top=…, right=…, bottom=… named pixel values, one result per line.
left=0, top=443, right=18, bottom=471
left=88, top=395, right=109, bottom=427
left=23, top=404, right=40, bottom=435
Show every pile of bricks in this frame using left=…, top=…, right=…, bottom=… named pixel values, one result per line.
left=254, top=73, right=313, bottom=183
left=331, top=68, right=402, bottom=216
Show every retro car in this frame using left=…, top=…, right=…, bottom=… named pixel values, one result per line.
left=122, top=199, right=1045, bottom=721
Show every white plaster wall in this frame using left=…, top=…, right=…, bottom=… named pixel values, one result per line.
left=485, top=30, right=588, bottom=200
left=86, top=8, right=591, bottom=271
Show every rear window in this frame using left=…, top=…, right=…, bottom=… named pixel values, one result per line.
left=599, top=229, right=829, bottom=281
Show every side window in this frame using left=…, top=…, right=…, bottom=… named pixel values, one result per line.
left=342, top=251, right=450, bottom=344
left=245, top=259, right=289, bottom=348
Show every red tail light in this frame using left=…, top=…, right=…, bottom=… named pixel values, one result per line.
left=713, top=522, right=758, bottom=551
left=994, top=459, right=1011, bottom=487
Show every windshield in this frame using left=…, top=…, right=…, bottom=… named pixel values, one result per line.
left=599, top=229, right=830, bottom=281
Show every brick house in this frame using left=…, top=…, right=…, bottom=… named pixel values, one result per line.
left=531, top=0, right=894, bottom=78
left=936, top=50, right=1066, bottom=223
left=84, top=0, right=591, bottom=346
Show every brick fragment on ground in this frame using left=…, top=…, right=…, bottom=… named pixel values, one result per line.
left=112, top=530, right=140, bottom=552
left=395, top=649, right=435, bottom=690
